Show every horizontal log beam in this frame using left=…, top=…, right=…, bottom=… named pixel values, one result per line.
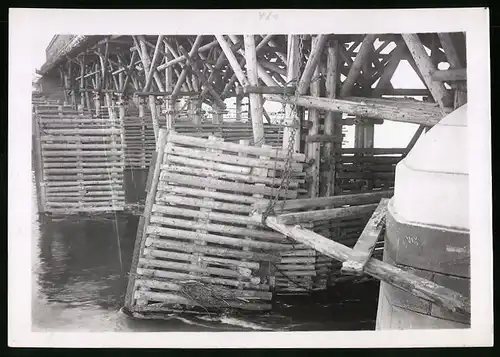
left=305, top=134, right=344, bottom=143
left=133, top=91, right=199, bottom=97
left=431, top=68, right=467, bottom=82
left=263, top=94, right=444, bottom=126
left=276, top=203, right=379, bottom=224
left=235, top=85, right=295, bottom=96
left=156, top=40, right=220, bottom=71
left=253, top=190, right=393, bottom=213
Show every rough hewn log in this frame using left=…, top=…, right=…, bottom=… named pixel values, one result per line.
left=283, top=34, right=301, bottom=153
left=244, top=35, right=265, bottom=147
left=275, top=203, right=379, bottom=224
left=296, top=34, right=328, bottom=95
left=431, top=68, right=467, bottom=82
left=263, top=94, right=443, bottom=126
left=156, top=40, right=219, bottom=71
left=178, top=46, right=226, bottom=109
left=170, top=36, right=204, bottom=101
left=402, top=33, right=452, bottom=110
left=215, top=35, right=250, bottom=87
left=340, top=34, right=377, bottom=97
left=143, top=35, right=165, bottom=92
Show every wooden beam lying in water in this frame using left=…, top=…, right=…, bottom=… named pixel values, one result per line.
left=255, top=214, right=471, bottom=317
left=341, top=198, right=389, bottom=275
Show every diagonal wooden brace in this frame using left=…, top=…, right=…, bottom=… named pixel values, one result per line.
left=341, top=198, right=389, bottom=275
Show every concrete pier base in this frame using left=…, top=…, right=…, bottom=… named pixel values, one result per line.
left=376, top=105, right=470, bottom=329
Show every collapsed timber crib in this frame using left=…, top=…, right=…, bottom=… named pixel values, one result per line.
left=33, top=101, right=126, bottom=214
left=126, top=129, right=345, bottom=316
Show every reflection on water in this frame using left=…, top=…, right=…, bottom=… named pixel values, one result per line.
left=32, top=170, right=380, bottom=332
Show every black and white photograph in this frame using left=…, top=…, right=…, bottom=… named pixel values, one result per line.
left=9, top=8, right=492, bottom=348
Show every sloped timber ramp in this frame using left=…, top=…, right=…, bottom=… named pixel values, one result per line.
left=125, top=129, right=316, bottom=317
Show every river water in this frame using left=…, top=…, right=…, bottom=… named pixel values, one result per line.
left=31, top=170, right=380, bottom=332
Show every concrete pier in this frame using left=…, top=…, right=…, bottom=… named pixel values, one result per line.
left=376, top=105, right=470, bottom=329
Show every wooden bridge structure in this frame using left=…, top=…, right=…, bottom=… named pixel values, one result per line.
left=33, top=32, right=469, bottom=324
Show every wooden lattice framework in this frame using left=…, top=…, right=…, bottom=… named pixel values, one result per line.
left=34, top=32, right=468, bottom=289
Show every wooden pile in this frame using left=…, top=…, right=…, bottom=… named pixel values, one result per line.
left=125, top=129, right=315, bottom=316
left=33, top=103, right=126, bottom=214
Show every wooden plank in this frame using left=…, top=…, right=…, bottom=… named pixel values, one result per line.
left=165, top=154, right=251, bottom=175
left=145, top=225, right=290, bottom=251
left=137, top=267, right=269, bottom=290
left=341, top=198, right=389, bottom=275
left=162, top=164, right=300, bottom=188
left=134, top=278, right=272, bottom=299
left=258, top=215, right=470, bottom=318
left=263, top=94, right=443, bottom=126
left=275, top=203, right=379, bottom=224
left=156, top=185, right=267, bottom=206
left=159, top=171, right=296, bottom=198
left=164, top=144, right=303, bottom=171
left=148, top=215, right=283, bottom=241
left=167, top=132, right=306, bottom=161
left=145, top=237, right=280, bottom=262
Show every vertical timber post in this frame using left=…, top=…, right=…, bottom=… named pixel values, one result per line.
left=235, top=93, right=242, bottom=121
left=324, top=41, right=342, bottom=197
left=164, top=40, right=174, bottom=131
left=283, top=34, right=301, bottom=153
left=306, top=35, right=322, bottom=198
left=212, top=103, right=222, bottom=124
left=244, top=35, right=265, bottom=147
left=149, top=95, right=159, bottom=146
